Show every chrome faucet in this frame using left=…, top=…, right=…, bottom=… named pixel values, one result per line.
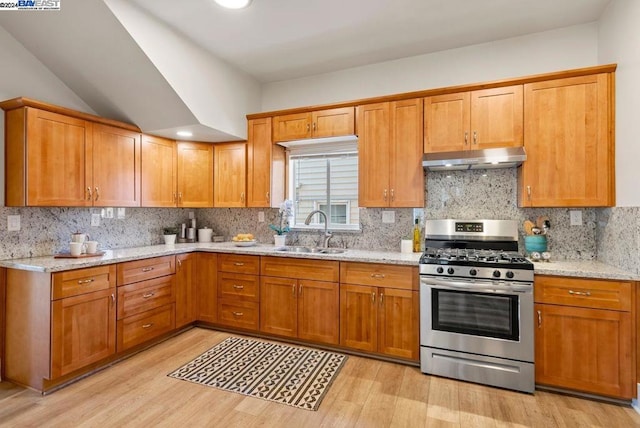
left=304, top=210, right=332, bottom=248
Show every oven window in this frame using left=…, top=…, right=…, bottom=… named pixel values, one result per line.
left=432, top=289, right=519, bottom=341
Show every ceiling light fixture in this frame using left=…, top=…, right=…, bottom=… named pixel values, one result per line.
left=176, top=131, right=193, bottom=137
left=214, top=0, right=252, bottom=9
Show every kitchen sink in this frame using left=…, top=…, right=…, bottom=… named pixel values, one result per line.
left=275, top=246, right=346, bottom=254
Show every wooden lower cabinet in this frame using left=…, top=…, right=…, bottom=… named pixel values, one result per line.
left=175, top=253, right=197, bottom=328
left=534, top=275, right=635, bottom=399
left=117, top=304, right=175, bottom=351
left=196, top=253, right=218, bottom=323
left=215, top=254, right=260, bottom=331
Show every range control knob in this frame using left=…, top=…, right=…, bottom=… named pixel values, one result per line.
left=447, top=267, right=455, bottom=275
left=492, top=270, right=501, bottom=278
left=436, top=267, right=444, bottom=274
left=506, top=271, right=515, bottom=279
left=469, top=269, right=477, bottom=276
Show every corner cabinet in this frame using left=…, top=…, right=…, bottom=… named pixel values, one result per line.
left=246, top=118, right=285, bottom=208
left=358, top=99, right=424, bottom=208
left=534, top=275, right=635, bottom=399
left=214, top=142, right=247, bottom=207
left=141, top=134, right=177, bottom=207
left=424, top=85, right=523, bottom=153
left=272, top=107, right=355, bottom=142
left=519, top=73, right=615, bottom=207
left=177, top=141, right=214, bottom=207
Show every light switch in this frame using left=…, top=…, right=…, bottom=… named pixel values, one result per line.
left=117, top=208, right=126, bottom=219
left=91, top=213, right=101, bottom=227
left=569, top=210, right=582, bottom=226
left=7, top=215, right=20, bottom=231
left=258, top=211, right=265, bottom=222
left=382, top=211, right=395, bottom=223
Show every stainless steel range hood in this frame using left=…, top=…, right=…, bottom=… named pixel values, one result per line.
left=422, top=146, right=526, bottom=171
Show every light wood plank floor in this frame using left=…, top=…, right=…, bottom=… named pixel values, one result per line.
left=1, top=328, right=640, bottom=427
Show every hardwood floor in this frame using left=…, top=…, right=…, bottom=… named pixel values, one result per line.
left=1, top=327, right=639, bottom=427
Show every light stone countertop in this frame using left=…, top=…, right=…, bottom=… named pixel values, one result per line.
left=0, top=243, right=637, bottom=281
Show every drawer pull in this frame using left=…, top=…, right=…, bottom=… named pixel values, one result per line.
left=77, top=278, right=95, bottom=285
left=371, top=292, right=376, bottom=303
left=537, top=310, right=542, bottom=328
left=568, top=290, right=591, bottom=297
left=142, top=323, right=153, bottom=329
left=379, top=292, right=384, bottom=305
left=370, top=273, right=385, bottom=279
left=233, top=262, right=245, bottom=266
left=232, top=284, right=244, bottom=290
left=142, top=292, right=155, bottom=299
left=232, top=311, right=244, bottom=317
left=141, top=267, right=154, bottom=272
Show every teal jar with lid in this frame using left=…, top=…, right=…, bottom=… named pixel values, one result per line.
left=524, top=235, right=547, bottom=253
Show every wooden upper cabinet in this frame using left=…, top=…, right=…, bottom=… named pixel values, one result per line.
left=246, top=118, right=285, bottom=208
left=177, top=141, right=213, bottom=207
left=520, top=73, right=614, bottom=207
left=358, top=99, right=424, bottom=208
left=424, top=85, right=523, bottom=153
left=214, top=142, right=247, bottom=207
left=272, top=107, right=354, bottom=142
left=141, top=135, right=177, bottom=207
left=91, top=124, right=141, bottom=207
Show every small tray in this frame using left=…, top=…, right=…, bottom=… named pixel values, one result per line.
left=54, top=251, right=106, bottom=259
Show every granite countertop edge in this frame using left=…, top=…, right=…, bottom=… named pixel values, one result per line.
left=0, top=243, right=637, bottom=281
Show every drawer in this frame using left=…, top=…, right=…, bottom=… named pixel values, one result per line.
left=218, top=272, right=259, bottom=301
left=52, top=265, right=116, bottom=299
left=218, top=254, right=260, bottom=275
left=117, top=256, right=175, bottom=286
left=260, top=256, right=339, bottom=282
left=217, top=299, right=259, bottom=331
left=340, top=262, right=417, bottom=290
left=117, top=304, right=175, bottom=352
left=534, top=275, right=632, bottom=311
left=117, top=275, right=175, bottom=319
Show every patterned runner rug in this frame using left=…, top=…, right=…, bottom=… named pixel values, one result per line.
left=168, top=336, right=347, bottom=411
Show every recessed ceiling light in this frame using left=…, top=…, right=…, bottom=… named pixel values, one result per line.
left=177, top=131, right=193, bottom=137
left=214, top=0, right=252, bottom=9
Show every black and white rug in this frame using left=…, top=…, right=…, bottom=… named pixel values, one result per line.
left=168, top=337, right=347, bottom=411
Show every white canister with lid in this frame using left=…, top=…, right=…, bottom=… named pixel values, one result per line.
left=198, top=227, right=213, bottom=242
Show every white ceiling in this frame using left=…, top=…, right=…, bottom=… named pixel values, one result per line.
left=130, top=0, right=612, bottom=83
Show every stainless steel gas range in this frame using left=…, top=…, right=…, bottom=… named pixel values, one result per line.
left=419, top=219, right=535, bottom=393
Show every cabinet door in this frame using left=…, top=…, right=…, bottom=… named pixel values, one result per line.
left=23, top=108, right=91, bottom=206
left=298, top=280, right=339, bottom=345
left=91, top=124, right=141, bottom=207
left=340, top=284, right=377, bottom=353
left=470, top=85, right=523, bottom=150
left=378, top=289, right=419, bottom=360
left=312, top=107, right=355, bottom=138
left=196, top=253, right=217, bottom=323
left=535, top=304, right=633, bottom=399
left=424, top=92, right=470, bottom=153
left=520, top=73, right=613, bottom=207
left=260, top=276, right=297, bottom=338
left=247, top=118, right=285, bottom=208
left=273, top=112, right=311, bottom=142
left=177, top=142, right=213, bottom=207
left=141, top=135, right=177, bottom=207
left=214, top=142, right=247, bottom=207
left=51, top=288, right=116, bottom=378
left=357, top=103, right=390, bottom=207
left=389, top=99, right=424, bottom=207
left=175, top=253, right=197, bottom=328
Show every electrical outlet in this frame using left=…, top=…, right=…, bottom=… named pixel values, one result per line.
left=569, top=210, right=582, bottom=226
left=102, top=207, right=114, bottom=219
left=258, top=211, right=265, bottom=222
left=117, top=208, right=126, bottom=219
left=7, top=215, right=20, bottom=231
left=382, top=211, right=395, bottom=223
left=188, top=211, right=195, bottom=219
left=91, top=213, right=101, bottom=227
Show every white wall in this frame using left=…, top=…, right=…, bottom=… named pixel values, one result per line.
left=598, top=0, right=640, bottom=207
left=261, top=24, right=599, bottom=111
left=0, top=25, right=94, bottom=206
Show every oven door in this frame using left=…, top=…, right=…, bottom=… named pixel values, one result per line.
left=420, top=275, right=533, bottom=362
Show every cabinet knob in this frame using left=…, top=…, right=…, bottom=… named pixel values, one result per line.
left=370, top=273, right=385, bottom=279
left=232, top=311, right=244, bottom=317
left=473, top=131, right=478, bottom=145
left=371, top=292, right=376, bottom=303
left=464, top=131, right=469, bottom=145
left=87, top=187, right=93, bottom=201
left=94, top=187, right=100, bottom=201
left=142, top=267, right=154, bottom=272
left=142, top=292, right=155, bottom=299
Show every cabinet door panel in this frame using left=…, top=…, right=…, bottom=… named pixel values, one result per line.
left=117, top=275, right=175, bottom=320
left=177, top=142, right=213, bottom=207
left=535, top=304, right=633, bottom=399
left=196, top=253, right=218, bottom=323
left=312, top=107, right=355, bottom=138
left=141, top=135, right=177, bottom=207
left=470, top=85, right=523, bottom=149
left=273, top=112, right=311, bottom=142
left=92, top=124, right=141, bottom=207
left=214, top=142, right=247, bottom=207
left=175, top=253, right=197, bottom=328
left=424, top=92, right=469, bottom=153
left=247, top=118, right=285, bottom=208
left=379, top=289, right=419, bottom=360
left=521, top=73, right=613, bottom=207
left=260, top=276, right=297, bottom=338
left=298, top=280, right=339, bottom=345
left=25, top=108, right=91, bottom=206
left=340, top=284, right=377, bottom=352
left=51, top=288, right=116, bottom=378
left=358, top=103, right=390, bottom=207
left=117, top=304, right=175, bottom=352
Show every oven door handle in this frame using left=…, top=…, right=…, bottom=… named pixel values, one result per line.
left=420, top=277, right=532, bottom=293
